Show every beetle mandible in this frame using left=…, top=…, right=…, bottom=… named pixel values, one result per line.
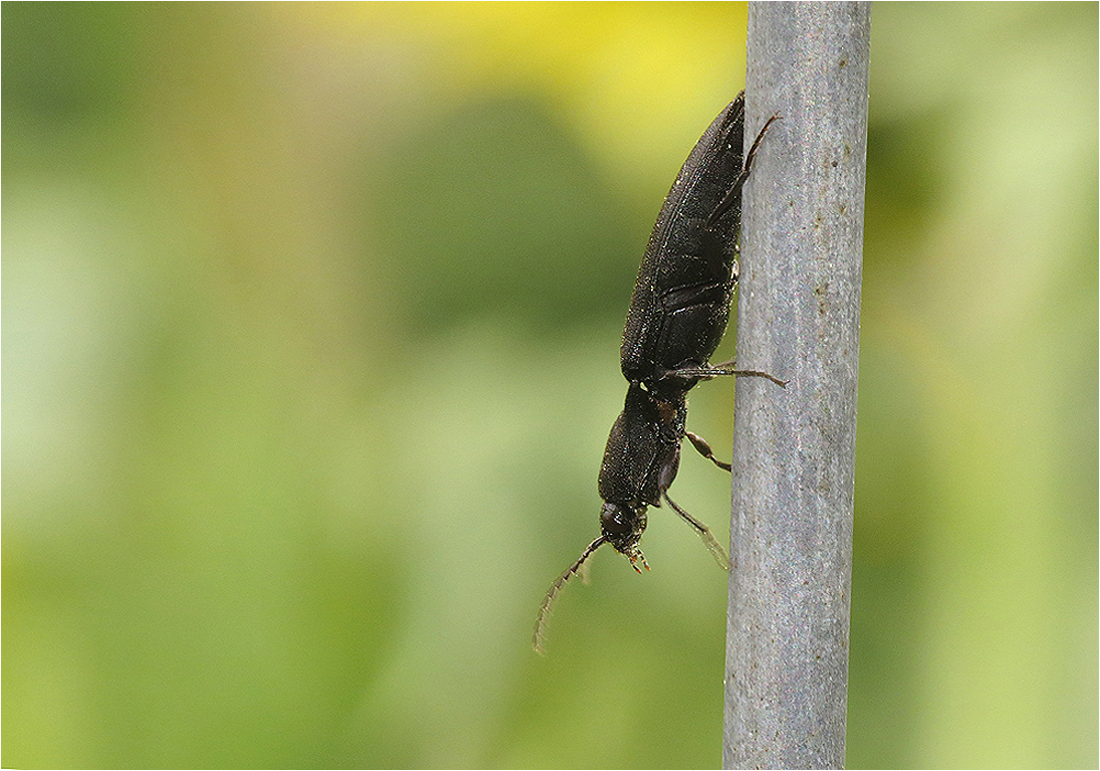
left=533, top=93, right=784, bottom=653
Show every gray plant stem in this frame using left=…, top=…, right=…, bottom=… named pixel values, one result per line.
left=723, top=3, right=871, bottom=769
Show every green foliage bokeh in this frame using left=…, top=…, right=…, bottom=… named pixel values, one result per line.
left=3, top=3, right=1096, bottom=768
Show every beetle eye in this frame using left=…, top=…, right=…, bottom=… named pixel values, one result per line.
left=600, top=503, right=628, bottom=535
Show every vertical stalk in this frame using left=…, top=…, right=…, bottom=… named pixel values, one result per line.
left=724, top=3, right=871, bottom=769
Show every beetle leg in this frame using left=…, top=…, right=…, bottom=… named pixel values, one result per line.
left=707, top=112, right=781, bottom=227
left=685, top=430, right=732, bottom=472
left=709, top=360, right=789, bottom=387
left=662, top=360, right=788, bottom=388
left=662, top=492, right=730, bottom=570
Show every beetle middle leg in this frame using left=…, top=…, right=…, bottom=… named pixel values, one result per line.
left=662, top=360, right=789, bottom=387
left=661, top=491, right=730, bottom=570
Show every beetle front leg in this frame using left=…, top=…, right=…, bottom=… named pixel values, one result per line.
left=662, top=492, right=730, bottom=570
left=685, top=430, right=731, bottom=472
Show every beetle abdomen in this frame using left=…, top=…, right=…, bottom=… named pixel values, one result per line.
left=620, top=95, right=747, bottom=386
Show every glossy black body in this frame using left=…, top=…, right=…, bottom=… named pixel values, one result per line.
left=596, top=383, right=685, bottom=566
left=621, top=94, right=748, bottom=397
left=595, top=381, right=732, bottom=572
left=598, top=91, right=773, bottom=565
left=534, top=93, right=778, bottom=652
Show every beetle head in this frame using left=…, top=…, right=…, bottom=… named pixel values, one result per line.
left=532, top=502, right=651, bottom=654
left=600, top=501, right=650, bottom=572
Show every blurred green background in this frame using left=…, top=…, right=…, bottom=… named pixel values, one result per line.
left=3, top=3, right=1096, bottom=768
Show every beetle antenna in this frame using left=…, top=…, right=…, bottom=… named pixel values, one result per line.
left=532, top=536, right=608, bottom=654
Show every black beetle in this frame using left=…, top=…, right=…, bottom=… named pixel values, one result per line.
left=533, top=93, right=783, bottom=653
